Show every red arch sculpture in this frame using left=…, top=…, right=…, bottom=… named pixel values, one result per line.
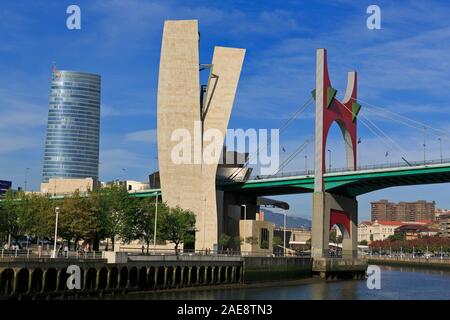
left=313, top=48, right=361, bottom=192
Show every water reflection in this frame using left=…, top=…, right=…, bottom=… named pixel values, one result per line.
left=121, top=265, right=450, bottom=300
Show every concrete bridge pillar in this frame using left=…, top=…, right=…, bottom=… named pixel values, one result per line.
left=311, top=48, right=362, bottom=275
left=12, top=269, right=19, bottom=295
left=312, top=191, right=357, bottom=258
left=106, top=269, right=112, bottom=289
left=40, top=270, right=47, bottom=294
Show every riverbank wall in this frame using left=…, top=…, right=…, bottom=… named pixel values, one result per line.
left=242, top=257, right=312, bottom=283
left=367, top=256, right=450, bottom=270
left=0, top=255, right=314, bottom=299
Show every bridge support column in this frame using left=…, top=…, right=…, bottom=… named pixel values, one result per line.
left=312, top=191, right=357, bottom=258
left=312, top=191, right=366, bottom=278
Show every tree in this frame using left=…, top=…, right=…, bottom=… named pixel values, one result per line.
left=305, top=238, right=312, bottom=250
left=93, top=184, right=131, bottom=251
left=273, top=236, right=283, bottom=248
left=0, top=197, right=8, bottom=245
left=359, top=240, right=368, bottom=246
left=261, top=240, right=269, bottom=249
left=58, top=190, right=103, bottom=250
left=160, top=206, right=196, bottom=254
left=121, top=198, right=169, bottom=254
left=245, top=236, right=258, bottom=246
left=329, top=228, right=338, bottom=243
left=22, top=193, right=54, bottom=243
left=219, top=234, right=231, bottom=252
left=233, top=236, right=244, bottom=251
left=0, top=190, right=21, bottom=246
left=388, top=233, right=404, bottom=241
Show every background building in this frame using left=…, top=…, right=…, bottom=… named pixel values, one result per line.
left=435, top=208, right=450, bottom=220
left=42, top=69, right=101, bottom=187
left=371, top=200, right=435, bottom=222
left=439, top=213, right=450, bottom=238
left=358, top=220, right=404, bottom=243
left=40, top=177, right=95, bottom=196
left=394, top=224, right=439, bottom=240
left=358, top=219, right=437, bottom=243
left=0, top=180, right=11, bottom=195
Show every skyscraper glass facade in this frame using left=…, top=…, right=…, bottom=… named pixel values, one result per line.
left=42, top=70, right=101, bottom=183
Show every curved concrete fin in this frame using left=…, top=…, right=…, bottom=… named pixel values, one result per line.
left=203, top=46, right=246, bottom=165
left=157, top=19, right=201, bottom=212
left=342, top=71, right=357, bottom=105
left=199, top=46, right=245, bottom=250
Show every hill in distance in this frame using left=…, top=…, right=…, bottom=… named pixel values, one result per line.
left=261, top=208, right=311, bottom=229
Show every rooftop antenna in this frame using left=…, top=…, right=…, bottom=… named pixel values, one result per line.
left=52, top=62, right=61, bottom=80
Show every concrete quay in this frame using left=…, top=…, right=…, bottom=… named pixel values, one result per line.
left=312, top=257, right=367, bottom=279
left=367, top=256, right=450, bottom=270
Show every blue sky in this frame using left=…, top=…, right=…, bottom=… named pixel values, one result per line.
left=1, top=0, right=449, bottom=221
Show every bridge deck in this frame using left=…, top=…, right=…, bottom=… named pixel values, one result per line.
left=121, top=160, right=450, bottom=198
left=220, top=161, right=450, bottom=197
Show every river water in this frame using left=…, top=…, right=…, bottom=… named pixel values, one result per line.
left=134, top=265, right=450, bottom=300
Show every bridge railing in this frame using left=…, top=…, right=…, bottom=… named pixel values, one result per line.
left=219, top=157, right=450, bottom=183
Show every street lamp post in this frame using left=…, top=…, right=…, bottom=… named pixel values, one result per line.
left=327, top=149, right=332, bottom=172
left=24, top=167, right=30, bottom=192
left=283, top=210, right=287, bottom=257
left=304, top=140, right=309, bottom=173
left=153, top=193, right=159, bottom=251
left=357, top=137, right=362, bottom=169
left=51, top=207, right=60, bottom=258
left=203, top=198, right=206, bottom=252
left=241, top=205, right=247, bottom=220
left=423, top=127, right=427, bottom=164
left=304, top=155, right=308, bottom=173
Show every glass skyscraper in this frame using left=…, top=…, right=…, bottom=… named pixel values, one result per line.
left=42, top=70, right=101, bottom=183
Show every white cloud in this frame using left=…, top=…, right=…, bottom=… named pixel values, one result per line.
left=0, top=90, right=47, bottom=129
left=124, top=129, right=157, bottom=143
left=0, top=136, right=42, bottom=154
left=101, top=104, right=153, bottom=117
left=99, top=148, right=152, bottom=180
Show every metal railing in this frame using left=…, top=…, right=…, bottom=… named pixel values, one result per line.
left=365, top=252, right=450, bottom=260
left=219, top=157, right=450, bottom=183
left=119, top=247, right=310, bottom=258
left=0, top=249, right=103, bottom=260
